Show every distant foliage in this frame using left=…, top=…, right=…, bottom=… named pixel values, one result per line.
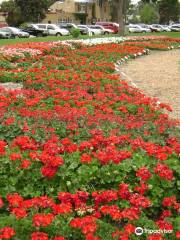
left=139, top=3, right=159, bottom=24
left=159, top=0, right=180, bottom=24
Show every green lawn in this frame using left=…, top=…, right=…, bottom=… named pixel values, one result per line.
left=128, top=31, right=180, bottom=38
left=0, top=34, right=117, bottom=46
left=0, top=31, right=179, bottom=46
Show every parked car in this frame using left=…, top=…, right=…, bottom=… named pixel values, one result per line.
left=87, top=25, right=102, bottom=35
left=87, top=25, right=114, bottom=35
left=77, top=25, right=96, bottom=36
left=170, top=24, right=180, bottom=32
left=0, top=27, right=30, bottom=38
left=150, top=24, right=163, bottom=32
left=21, top=25, right=48, bottom=37
left=128, top=25, right=151, bottom=33
left=33, top=24, right=70, bottom=36
left=138, top=23, right=150, bottom=28
left=95, top=22, right=119, bottom=34
left=160, top=25, right=171, bottom=32
left=0, top=28, right=14, bottom=38
left=58, top=23, right=87, bottom=35
left=0, top=29, right=11, bottom=39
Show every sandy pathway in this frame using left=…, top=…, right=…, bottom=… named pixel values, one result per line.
left=119, top=49, right=180, bottom=119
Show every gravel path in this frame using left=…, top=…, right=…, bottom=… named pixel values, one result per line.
left=119, top=49, right=180, bottom=120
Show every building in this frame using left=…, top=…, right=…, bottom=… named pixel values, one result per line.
left=43, top=0, right=111, bottom=24
left=0, top=11, right=7, bottom=27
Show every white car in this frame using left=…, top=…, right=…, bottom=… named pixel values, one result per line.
left=87, top=25, right=102, bottom=35
left=160, top=25, right=171, bottom=32
left=170, top=24, right=180, bottom=32
left=129, top=25, right=151, bottom=33
left=33, top=24, right=70, bottom=36
left=88, top=25, right=114, bottom=35
left=0, top=29, right=11, bottom=39
left=0, top=27, right=30, bottom=38
left=77, top=25, right=96, bottom=36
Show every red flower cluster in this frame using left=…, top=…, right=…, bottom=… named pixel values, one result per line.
left=112, top=223, right=135, bottom=239
left=33, top=213, right=54, bottom=227
left=129, top=193, right=151, bottom=208
left=154, top=163, right=174, bottom=181
left=70, top=216, right=97, bottom=237
left=0, top=227, right=15, bottom=239
left=31, top=231, right=49, bottom=240
left=0, top=196, right=4, bottom=208
left=0, top=140, right=6, bottom=155
left=136, top=167, right=152, bottom=181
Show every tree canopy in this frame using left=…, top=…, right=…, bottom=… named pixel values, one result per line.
left=1, top=0, right=52, bottom=26
left=159, top=0, right=180, bottom=24
left=15, top=0, right=49, bottom=23
left=0, top=0, right=22, bottom=26
left=139, top=3, right=159, bottom=24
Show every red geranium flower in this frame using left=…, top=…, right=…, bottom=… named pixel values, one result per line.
left=33, top=213, right=54, bottom=227
left=81, top=153, right=92, bottom=164
left=136, top=167, right=152, bottom=181
left=11, top=207, right=27, bottom=219
left=31, top=231, right=49, bottom=240
left=0, top=227, right=15, bottom=239
left=176, top=231, right=180, bottom=239
left=0, top=196, right=4, bottom=208
left=0, top=140, right=7, bottom=155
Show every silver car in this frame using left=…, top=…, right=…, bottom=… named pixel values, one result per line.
left=129, top=25, right=151, bottom=33
left=0, top=29, right=11, bottom=39
left=1, top=27, right=30, bottom=38
left=33, top=24, right=70, bottom=36
left=170, top=24, right=180, bottom=32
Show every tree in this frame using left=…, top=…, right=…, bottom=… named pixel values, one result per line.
left=112, top=0, right=126, bottom=36
left=15, top=0, right=49, bottom=23
left=139, top=3, right=159, bottom=23
left=111, top=0, right=131, bottom=23
left=0, top=0, right=22, bottom=26
left=159, top=0, right=180, bottom=24
left=97, top=0, right=106, bottom=21
left=1, top=0, right=53, bottom=26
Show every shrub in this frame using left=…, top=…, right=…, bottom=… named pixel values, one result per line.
left=19, top=22, right=29, bottom=29
left=71, top=28, right=81, bottom=38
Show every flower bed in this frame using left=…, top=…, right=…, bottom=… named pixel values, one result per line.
left=0, top=38, right=180, bottom=240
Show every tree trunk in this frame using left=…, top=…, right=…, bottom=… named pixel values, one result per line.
left=99, top=0, right=105, bottom=21
left=99, top=6, right=104, bottom=21
left=114, top=0, right=125, bottom=36
left=111, top=1, right=118, bottom=22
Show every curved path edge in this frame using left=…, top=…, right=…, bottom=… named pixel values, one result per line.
left=118, top=49, right=180, bottom=120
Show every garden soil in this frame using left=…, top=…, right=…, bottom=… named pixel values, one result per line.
left=119, top=49, right=180, bottom=120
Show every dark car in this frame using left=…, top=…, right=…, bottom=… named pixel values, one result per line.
left=21, top=26, right=48, bottom=37
left=58, top=23, right=88, bottom=35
